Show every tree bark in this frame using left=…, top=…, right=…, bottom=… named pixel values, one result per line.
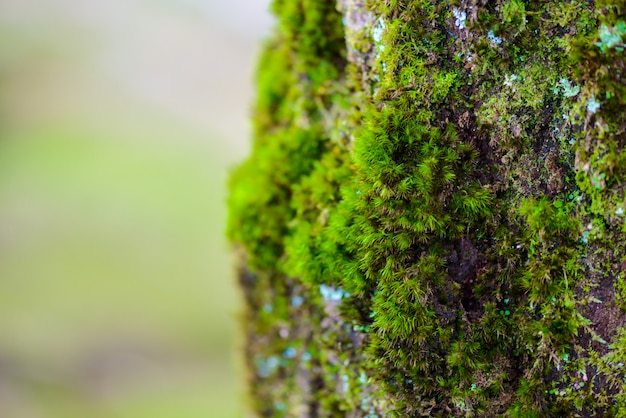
left=228, top=0, right=626, bottom=416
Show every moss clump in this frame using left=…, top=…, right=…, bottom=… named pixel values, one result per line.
left=229, top=0, right=626, bottom=416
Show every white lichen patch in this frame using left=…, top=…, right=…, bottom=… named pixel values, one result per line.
left=453, top=9, right=467, bottom=30
left=553, top=78, right=580, bottom=98
left=372, top=16, right=386, bottom=52
left=488, top=30, right=503, bottom=45
left=503, top=74, right=518, bottom=87
left=337, top=0, right=377, bottom=64
left=587, top=96, right=601, bottom=114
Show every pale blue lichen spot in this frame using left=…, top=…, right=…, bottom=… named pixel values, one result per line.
left=283, top=347, right=297, bottom=359
left=554, top=78, right=580, bottom=98
left=291, top=295, right=304, bottom=307
left=587, top=96, right=600, bottom=114
left=372, top=17, right=385, bottom=51
left=503, top=74, right=518, bottom=87
left=319, top=284, right=350, bottom=301
left=453, top=9, right=467, bottom=30
left=488, top=30, right=502, bottom=45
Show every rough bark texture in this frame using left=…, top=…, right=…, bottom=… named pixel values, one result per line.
left=228, top=0, right=626, bottom=416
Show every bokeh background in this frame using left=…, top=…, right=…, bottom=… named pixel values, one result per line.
left=0, top=1, right=272, bottom=416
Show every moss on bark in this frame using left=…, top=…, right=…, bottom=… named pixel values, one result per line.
left=228, top=0, right=626, bottom=416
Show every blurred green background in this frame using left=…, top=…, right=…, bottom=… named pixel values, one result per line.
left=0, top=0, right=271, bottom=416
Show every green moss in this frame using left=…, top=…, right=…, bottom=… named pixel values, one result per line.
left=230, top=0, right=626, bottom=415
left=502, top=0, right=527, bottom=33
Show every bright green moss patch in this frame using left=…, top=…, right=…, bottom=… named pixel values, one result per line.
left=230, top=0, right=626, bottom=416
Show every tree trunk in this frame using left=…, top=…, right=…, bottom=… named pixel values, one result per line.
left=228, top=0, right=626, bottom=416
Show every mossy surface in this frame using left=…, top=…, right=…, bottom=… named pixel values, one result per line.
left=228, top=0, right=626, bottom=416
